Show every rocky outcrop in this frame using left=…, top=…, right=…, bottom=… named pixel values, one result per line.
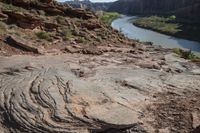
left=0, top=0, right=128, bottom=55
left=3, top=11, right=42, bottom=29
left=1, top=0, right=96, bottom=18
left=5, top=36, right=44, bottom=54
left=81, top=19, right=102, bottom=30
left=65, top=7, right=96, bottom=19
left=0, top=45, right=200, bottom=133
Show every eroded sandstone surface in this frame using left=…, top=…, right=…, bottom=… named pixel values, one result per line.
left=0, top=44, right=200, bottom=133
left=0, top=0, right=200, bottom=132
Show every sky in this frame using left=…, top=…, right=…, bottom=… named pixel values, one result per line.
left=57, top=0, right=117, bottom=3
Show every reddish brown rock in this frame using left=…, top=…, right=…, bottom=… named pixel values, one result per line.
left=81, top=20, right=102, bottom=30
left=6, top=36, right=43, bottom=54
left=43, top=22, right=59, bottom=31
left=3, top=11, right=42, bottom=29
left=65, top=7, right=96, bottom=19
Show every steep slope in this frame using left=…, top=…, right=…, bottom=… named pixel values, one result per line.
left=0, top=0, right=132, bottom=56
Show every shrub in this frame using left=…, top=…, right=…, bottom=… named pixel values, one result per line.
left=0, top=22, right=7, bottom=35
left=169, top=15, right=176, bottom=20
left=56, top=16, right=65, bottom=24
left=173, top=48, right=199, bottom=60
left=77, top=37, right=86, bottom=43
left=61, top=29, right=72, bottom=41
left=35, top=32, right=51, bottom=40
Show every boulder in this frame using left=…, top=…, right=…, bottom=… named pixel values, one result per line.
left=5, top=36, right=42, bottom=54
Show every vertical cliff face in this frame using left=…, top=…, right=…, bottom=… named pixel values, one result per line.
left=108, top=0, right=200, bottom=20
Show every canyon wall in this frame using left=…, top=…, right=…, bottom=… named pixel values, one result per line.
left=108, top=0, right=200, bottom=20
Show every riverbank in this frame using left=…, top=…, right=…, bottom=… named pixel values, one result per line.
left=99, top=12, right=120, bottom=25
left=112, top=16, right=200, bottom=52
left=133, top=16, right=200, bottom=42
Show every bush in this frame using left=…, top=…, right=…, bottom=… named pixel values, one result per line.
left=61, top=29, right=72, bottom=41
left=77, top=37, right=86, bottom=43
left=173, top=48, right=199, bottom=60
left=36, top=32, right=51, bottom=40
left=0, top=22, right=7, bottom=35
left=169, top=15, right=176, bottom=20
left=56, top=16, right=65, bottom=24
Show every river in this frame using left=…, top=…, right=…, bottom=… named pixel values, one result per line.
left=111, top=16, right=200, bottom=52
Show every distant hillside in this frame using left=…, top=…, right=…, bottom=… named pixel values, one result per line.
left=64, top=0, right=112, bottom=11
left=0, top=0, right=131, bottom=56
left=108, top=0, right=200, bottom=20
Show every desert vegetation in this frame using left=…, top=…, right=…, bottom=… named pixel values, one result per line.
left=133, top=16, right=181, bottom=35
left=99, top=12, right=120, bottom=25
left=133, top=16, right=200, bottom=42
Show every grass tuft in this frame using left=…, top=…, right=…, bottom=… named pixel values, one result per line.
left=36, top=31, right=51, bottom=41
left=0, top=22, right=7, bottom=34
left=173, top=48, right=200, bottom=60
left=61, top=28, right=73, bottom=41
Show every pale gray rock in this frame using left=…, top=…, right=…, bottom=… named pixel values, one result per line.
left=0, top=50, right=199, bottom=133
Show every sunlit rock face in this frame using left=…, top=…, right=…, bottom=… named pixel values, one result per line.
left=0, top=51, right=200, bottom=132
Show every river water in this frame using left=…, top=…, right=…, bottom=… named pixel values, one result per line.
left=111, top=16, right=200, bottom=52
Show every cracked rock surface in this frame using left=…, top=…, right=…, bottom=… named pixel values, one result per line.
left=0, top=46, right=200, bottom=133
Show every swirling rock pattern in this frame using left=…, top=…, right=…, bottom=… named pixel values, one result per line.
left=0, top=66, right=146, bottom=133
left=0, top=49, right=200, bottom=133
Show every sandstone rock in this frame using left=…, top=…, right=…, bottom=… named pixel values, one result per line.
left=0, top=11, right=8, bottom=20
left=192, top=111, right=200, bottom=129
left=81, top=20, right=102, bottom=30
left=65, top=7, right=95, bottom=19
left=6, top=36, right=41, bottom=54
left=64, top=45, right=81, bottom=53
left=43, top=22, right=59, bottom=31
left=0, top=52, right=199, bottom=133
left=0, top=67, right=141, bottom=133
left=3, top=11, right=42, bottom=29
